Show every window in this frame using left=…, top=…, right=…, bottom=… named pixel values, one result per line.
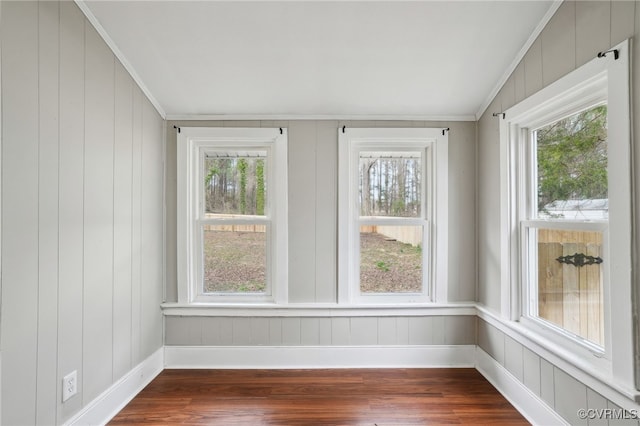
left=524, top=105, right=608, bottom=349
left=500, top=40, right=632, bottom=381
left=338, top=128, right=448, bottom=303
left=177, top=127, right=288, bottom=303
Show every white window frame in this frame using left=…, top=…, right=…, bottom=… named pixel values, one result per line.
left=338, top=128, right=448, bottom=304
left=499, top=40, right=633, bottom=386
left=177, top=127, right=288, bottom=304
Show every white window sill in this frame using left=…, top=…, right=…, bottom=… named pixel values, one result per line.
left=161, top=302, right=476, bottom=317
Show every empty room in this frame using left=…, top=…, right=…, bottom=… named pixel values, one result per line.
left=2, top=0, right=640, bottom=424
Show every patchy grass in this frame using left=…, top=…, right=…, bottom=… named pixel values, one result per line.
left=202, top=230, right=422, bottom=294
left=203, top=230, right=266, bottom=293
left=360, top=232, right=422, bottom=293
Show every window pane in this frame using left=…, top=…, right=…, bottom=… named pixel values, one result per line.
left=204, top=152, right=267, bottom=216
left=535, top=105, right=608, bottom=219
left=203, top=226, right=266, bottom=293
left=359, top=151, right=421, bottom=217
left=535, top=228, right=603, bottom=346
left=360, top=225, right=422, bottom=293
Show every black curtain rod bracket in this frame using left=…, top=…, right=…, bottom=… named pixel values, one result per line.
left=342, top=125, right=346, bottom=134
left=173, top=125, right=181, bottom=133
left=492, top=112, right=506, bottom=119
left=442, top=127, right=450, bottom=136
left=597, top=49, right=619, bottom=60
left=279, top=127, right=283, bottom=135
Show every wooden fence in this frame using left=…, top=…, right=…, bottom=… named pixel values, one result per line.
left=203, top=224, right=266, bottom=233
left=360, top=225, right=422, bottom=246
left=537, top=229, right=603, bottom=346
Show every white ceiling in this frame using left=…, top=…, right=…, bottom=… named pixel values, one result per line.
left=81, top=1, right=557, bottom=120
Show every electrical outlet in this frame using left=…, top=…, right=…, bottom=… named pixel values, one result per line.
left=62, top=371, right=77, bottom=402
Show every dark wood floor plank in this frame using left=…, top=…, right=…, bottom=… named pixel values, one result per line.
left=109, top=368, right=529, bottom=425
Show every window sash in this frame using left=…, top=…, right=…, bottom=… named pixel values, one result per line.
left=338, top=128, right=447, bottom=304
left=177, top=127, right=287, bottom=305
left=520, top=221, right=608, bottom=351
left=195, top=221, right=272, bottom=300
left=357, top=219, right=429, bottom=299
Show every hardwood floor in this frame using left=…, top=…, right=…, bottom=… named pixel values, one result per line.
left=110, top=368, right=529, bottom=425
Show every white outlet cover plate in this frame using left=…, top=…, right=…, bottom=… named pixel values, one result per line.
left=62, top=370, right=77, bottom=402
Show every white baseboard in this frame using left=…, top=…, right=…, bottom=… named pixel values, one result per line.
left=64, top=347, right=164, bottom=426
left=475, top=347, right=567, bottom=426
left=164, top=345, right=476, bottom=369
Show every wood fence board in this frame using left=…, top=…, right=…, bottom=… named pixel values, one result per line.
left=538, top=242, right=564, bottom=327
left=578, top=243, right=589, bottom=339
left=562, top=243, right=580, bottom=336
left=586, top=243, right=602, bottom=346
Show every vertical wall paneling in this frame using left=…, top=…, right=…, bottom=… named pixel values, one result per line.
left=586, top=389, right=609, bottom=426
left=475, top=103, right=502, bottom=311
left=331, top=318, right=350, bottom=345
left=300, top=318, right=320, bottom=346
left=282, top=318, right=302, bottom=345
left=522, top=347, right=541, bottom=396
left=575, top=1, right=610, bottom=68
left=288, top=121, right=317, bottom=302
left=351, top=318, right=378, bottom=345
left=610, top=1, right=635, bottom=46
left=318, top=318, right=332, bottom=345
left=232, top=318, right=251, bottom=345
left=446, top=122, right=476, bottom=301
left=499, top=75, right=516, bottom=112
left=57, top=2, right=86, bottom=421
left=164, top=315, right=479, bottom=348
left=524, top=38, right=543, bottom=97
left=165, top=316, right=200, bottom=346
left=268, top=318, right=282, bottom=345
left=503, top=336, right=523, bottom=382
left=477, top=320, right=504, bottom=365
left=553, top=367, right=588, bottom=425
left=113, top=62, right=134, bottom=381
left=219, top=318, right=233, bottom=345
left=314, top=121, right=338, bottom=302
left=408, top=317, right=432, bottom=345
left=140, top=99, right=164, bottom=358
left=83, top=22, right=115, bottom=404
left=378, top=318, right=397, bottom=345
left=130, top=87, right=143, bottom=366
left=1, top=2, right=39, bottom=424
left=444, top=316, right=475, bottom=345
left=37, top=1, right=60, bottom=424
left=539, top=358, right=556, bottom=413
left=396, top=317, right=410, bottom=345
left=163, top=124, right=178, bottom=303
left=513, top=62, right=526, bottom=105
left=1, top=1, right=164, bottom=423
left=540, top=1, right=576, bottom=86
left=250, top=318, right=269, bottom=346
left=201, top=317, right=220, bottom=345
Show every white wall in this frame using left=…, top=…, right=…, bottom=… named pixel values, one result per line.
left=476, top=1, right=640, bottom=424
left=0, top=1, right=164, bottom=424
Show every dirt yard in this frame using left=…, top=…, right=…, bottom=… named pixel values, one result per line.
left=203, top=230, right=266, bottom=293
left=359, top=231, right=422, bottom=293
left=202, top=230, right=422, bottom=294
